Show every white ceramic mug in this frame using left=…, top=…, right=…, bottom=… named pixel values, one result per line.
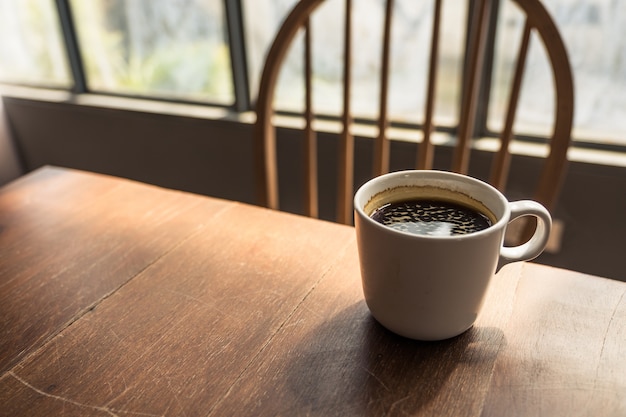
left=354, top=170, right=552, bottom=341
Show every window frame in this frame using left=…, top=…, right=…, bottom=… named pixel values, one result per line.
left=0, top=0, right=613, bottom=155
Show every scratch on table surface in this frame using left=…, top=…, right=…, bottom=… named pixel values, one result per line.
left=218, top=288, right=285, bottom=302
left=595, top=287, right=626, bottom=384
left=362, top=366, right=390, bottom=392
left=8, top=372, right=164, bottom=417
left=165, top=377, right=189, bottom=417
left=281, top=304, right=325, bottom=326
left=54, top=338, right=63, bottom=376
left=106, top=381, right=115, bottom=396
left=102, top=374, right=131, bottom=411
left=167, top=288, right=284, bottom=308
left=165, top=289, right=233, bottom=319
left=281, top=318, right=306, bottom=329
left=109, top=329, right=123, bottom=342
left=206, top=236, right=357, bottom=417
left=387, top=395, right=413, bottom=415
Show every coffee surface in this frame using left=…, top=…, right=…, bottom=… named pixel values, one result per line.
left=370, top=199, right=492, bottom=236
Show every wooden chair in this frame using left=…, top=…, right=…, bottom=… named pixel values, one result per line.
left=254, top=0, right=574, bottom=225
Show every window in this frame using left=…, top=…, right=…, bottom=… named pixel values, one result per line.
left=544, top=0, right=626, bottom=147
left=0, top=0, right=71, bottom=87
left=488, top=0, right=557, bottom=138
left=0, top=0, right=624, bottom=149
left=69, top=0, right=234, bottom=104
left=243, top=0, right=298, bottom=103
left=489, top=0, right=626, bottom=147
left=243, top=0, right=467, bottom=127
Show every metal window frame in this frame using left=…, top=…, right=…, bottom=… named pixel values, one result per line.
left=54, top=0, right=87, bottom=94
left=225, top=0, right=251, bottom=112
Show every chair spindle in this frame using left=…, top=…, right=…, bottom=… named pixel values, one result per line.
left=373, top=0, right=394, bottom=177
left=337, top=0, right=354, bottom=224
left=304, top=19, right=319, bottom=218
left=490, top=19, right=532, bottom=191
left=454, top=0, right=492, bottom=174
left=418, top=0, right=443, bottom=170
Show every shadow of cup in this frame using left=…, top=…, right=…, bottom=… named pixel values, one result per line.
left=284, top=302, right=506, bottom=416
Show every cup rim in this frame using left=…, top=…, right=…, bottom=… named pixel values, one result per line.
left=354, top=170, right=510, bottom=240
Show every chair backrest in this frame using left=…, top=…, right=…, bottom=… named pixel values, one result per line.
left=254, top=0, right=574, bottom=225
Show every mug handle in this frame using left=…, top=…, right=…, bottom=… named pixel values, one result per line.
left=497, top=200, right=552, bottom=272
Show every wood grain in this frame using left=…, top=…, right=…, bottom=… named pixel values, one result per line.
left=210, top=255, right=519, bottom=417
left=1, top=167, right=624, bottom=417
left=0, top=167, right=230, bottom=374
left=0, top=177, right=355, bottom=416
left=482, top=263, right=626, bottom=416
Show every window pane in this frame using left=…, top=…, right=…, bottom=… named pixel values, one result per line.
left=548, top=0, right=626, bottom=145
left=70, top=0, right=233, bottom=104
left=488, top=1, right=555, bottom=138
left=489, top=0, right=626, bottom=146
left=244, top=0, right=467, bottom=127
left=243, top=0, right=299, bottom=105
left=0, top=0, right=71, bottom=87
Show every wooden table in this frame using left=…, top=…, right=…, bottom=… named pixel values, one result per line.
left=1, top=166, right=624, bottom=417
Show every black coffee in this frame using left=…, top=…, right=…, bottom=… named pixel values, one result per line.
left=370, top=199, right=492, bottom=236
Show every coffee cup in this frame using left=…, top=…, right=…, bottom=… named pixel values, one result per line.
left=354, top=170, right=551, bottom=341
